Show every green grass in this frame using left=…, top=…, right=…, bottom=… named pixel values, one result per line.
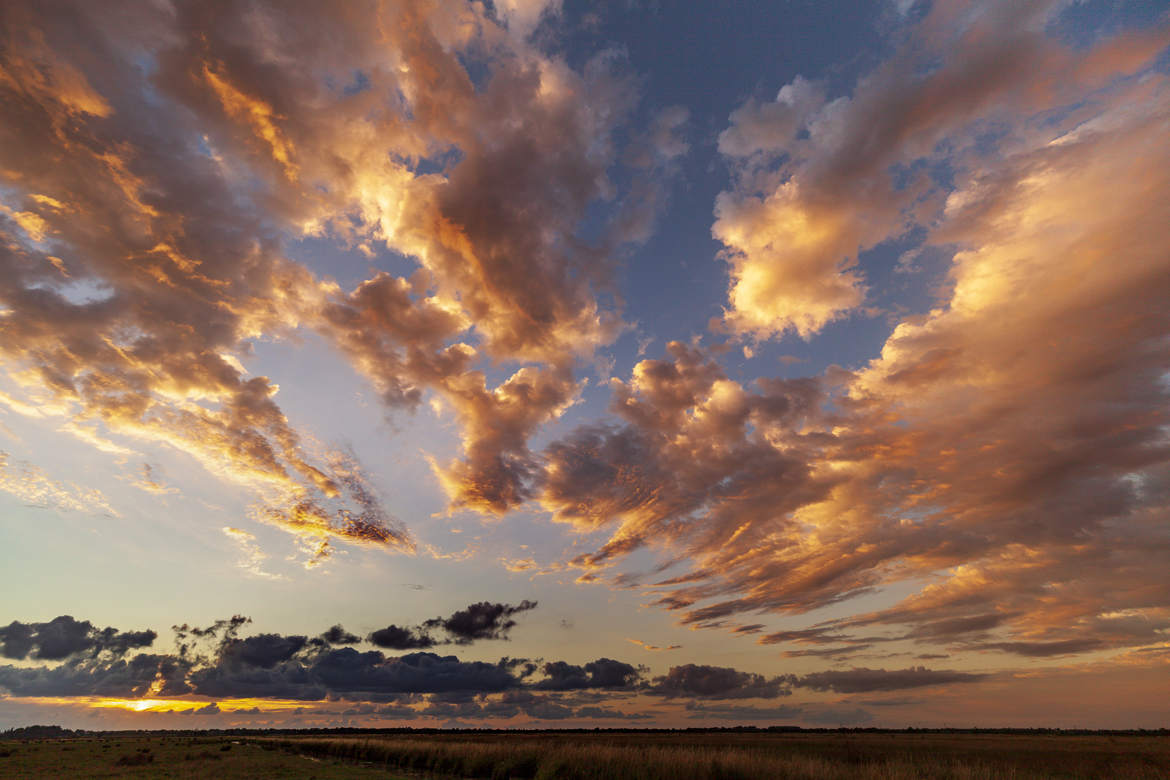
left=2, top=731, right=1168, bottom=778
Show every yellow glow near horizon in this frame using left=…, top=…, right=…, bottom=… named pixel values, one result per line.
left=20, top=696, right=311, bottom=713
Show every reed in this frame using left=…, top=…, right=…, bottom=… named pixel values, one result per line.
left=255, top=732, right=1170, bottom=779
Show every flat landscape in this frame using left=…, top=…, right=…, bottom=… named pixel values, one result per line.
left=2, top=730, right=1169, bottom=779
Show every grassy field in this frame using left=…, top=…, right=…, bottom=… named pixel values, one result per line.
left=2, top=731, right=1169, bottom=778
left=0, top=735, right=405, bottom=779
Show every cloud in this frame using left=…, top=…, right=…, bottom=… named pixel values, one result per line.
left=969, top=640, right=1106, bottom=658
left=218, top=634, right=309, bottom=669
left=0, top=0, right=426, bottom=563
left=0, top=653, right=189, bottom=699
left=626, top=638, right=682, bottom=652
left=524, top=4, right=1170, bottom=665
left=713, top=1, right=1170, bottom=339
left=369, top=600, right=538, bottom=650
left=0, top=616, right=155, bottom=661
left=0, top=0, right=669, bottom=560
left=125, top=463, right=178, bottom=496
left=423, top=600, right=537, bottom=644
left=0, top=451, right=117, bottom=516
left=222, top=527, right=281, bottom=580
left=534, top=658, right=641, bottom=691
left=0, top=613, right=844, bottom=719
left=368, top=625, right=436, bottom=651
left=318, top=625, right=361, bottom=646
left=795, top=666, right=986, bottom=694
left=646, top=664, right=791, bottom=700
left=0, top=614, right=1010, bottom=729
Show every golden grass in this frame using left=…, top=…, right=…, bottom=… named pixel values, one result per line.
left=256, top=732, right=1170, bottom=779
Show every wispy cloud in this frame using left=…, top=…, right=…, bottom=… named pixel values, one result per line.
left=0, top=450, right=117, bottom=515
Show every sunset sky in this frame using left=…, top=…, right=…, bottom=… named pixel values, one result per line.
left=2, top=0, right=1169, bottom=731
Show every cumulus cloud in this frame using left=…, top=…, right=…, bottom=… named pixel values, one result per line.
left=646, top=664, right=791, bottom=700
left=0, top=613, right=631, bottom=706
left=524, top=3, right=1170, bottom=665
left=0, top=613, right=1003, bottom=727
left=369, top=600, right=538, bottom=650
left=3, top=0, right=1170, bottom=699
left=423, top=600, right=538, bottom=644
left=0, top=0, right=670, bottom=559
left=0, top=616, right=155, bottom=661
left=534, top=658, right=642, bottom=691
left=367, top=625, right=436, bottom=652
left=318, top=625, right=361, bottom=646
left=4, top=613, right=910, bottom=723
left=0, top=0, right=428, bottom=562
left=713, top=0, right=1170, bottom=339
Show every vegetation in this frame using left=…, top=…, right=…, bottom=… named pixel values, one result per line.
left=1, top=728, right=1168, bottom=778
left=256, top=731, right=1170, bottom=779
left=0, top=734, right=403, bottom=778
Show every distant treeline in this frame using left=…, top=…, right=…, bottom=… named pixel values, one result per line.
left=4, top=724, right=1169, bottom=740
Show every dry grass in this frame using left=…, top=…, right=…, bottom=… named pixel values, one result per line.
left=257, top=731, right=1170, bottom=779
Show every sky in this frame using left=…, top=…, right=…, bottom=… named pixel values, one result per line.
left=1, top=0, right=1169, bottom=731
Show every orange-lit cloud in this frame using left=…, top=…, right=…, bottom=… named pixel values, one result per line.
left=627, top=638, right=682, bottom=652
left=4, top=0, right=628, bottom=558
left=22, top=695, right=306, bottom=714
left=534, top=9, right=1170, bottom=661
left=2, top=0, right=1169, bottom=697
left=714, top=0, right=1170, bottom=340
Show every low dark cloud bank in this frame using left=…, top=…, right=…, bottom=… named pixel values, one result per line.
left=0, top=613, right=990, bottom=723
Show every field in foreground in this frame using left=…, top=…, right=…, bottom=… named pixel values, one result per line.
left=0, top=735, right=400, bottom=778
left=2, top=730, right=1169, bottom=779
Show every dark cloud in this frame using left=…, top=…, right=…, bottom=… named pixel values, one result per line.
left=783, top=645, right=872, bottom=660
left=219, top=634, right=308, bottom=669
left=534, top=658, right=642, bottom=691
left=313, top=650, right=522, bottom=697
left=0, top=614, right=837, bottom=719
left=423, top=600, right=537, bottom=644
left=368, top=625, right=436, bottom=651
left=319, top=625, right=361, bottom=645
left=0, top=653, right=189, bottom=698
left=796, top=667, right=987, bottom=694
left=647, top=664, right=791, bottom=700
left=0, top=616, right=156, bottom=661
left=184, top=647, right=526, bottom=702
left=970, top=639, right=1106, bottom=658
left=368, top=600, right=537, bottom=650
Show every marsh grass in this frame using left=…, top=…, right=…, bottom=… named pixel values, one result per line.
left=259, top=732, right=1170, bottom=779
left=3, top=731, right=1167, bottom=778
